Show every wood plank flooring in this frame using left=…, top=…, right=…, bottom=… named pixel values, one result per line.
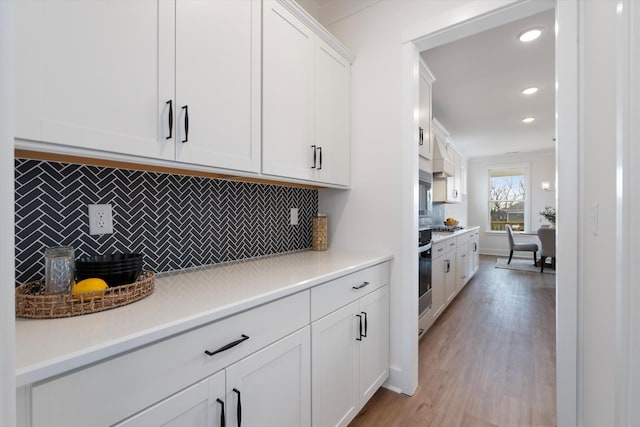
left=349, top=255, right=556, bottom=427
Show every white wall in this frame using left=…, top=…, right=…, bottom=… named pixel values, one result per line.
left=581, top=2, right=617, bottom=425
left=0, top=2, right=16, bottom=426
left=317, top=0, right=517, bottom=394
left=467, top=150, right=555, bottom=257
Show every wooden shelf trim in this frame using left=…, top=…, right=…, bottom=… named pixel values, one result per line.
left=15, top=150, right=322, bottom=190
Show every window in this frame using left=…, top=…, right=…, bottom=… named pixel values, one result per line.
left=489, top=167, right=527, bottom=231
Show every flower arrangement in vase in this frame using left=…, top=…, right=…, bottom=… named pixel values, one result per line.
left=539, top=206, right=556, bottom=225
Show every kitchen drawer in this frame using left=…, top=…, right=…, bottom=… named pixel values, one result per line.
left=311, top=262, right=389, bottom=321
left=433, top=239, right=456, bottom=259
left=456, top=232, right=472, bottom=246
left=30, top=290, right=310, bottom=427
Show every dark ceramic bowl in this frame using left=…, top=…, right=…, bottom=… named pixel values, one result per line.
left=75, top=253, right=143, bottom=287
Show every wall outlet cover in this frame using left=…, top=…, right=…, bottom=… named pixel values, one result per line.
left=290, top=208, right=299, bottom=226
left=88, top=204, right=114, bottom=235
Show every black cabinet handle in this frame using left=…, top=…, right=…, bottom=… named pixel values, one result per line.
left=204, top=335, right=249, bottom=357
left=352, top=281, right=370, bottom=290
left=233, top=388, right=242, bottom=427
left=216, top=398, right=226, bottom=427
left=181, top=105, right=189, bottom=143
left=419, top=127, right=424, bottom=146
left=311, top=145, right=316, bottom=169
left=166, top=100, right=173, bottom=140
left=361, top=311, right=368, bottom=337
left=318, top=146, right=323, bottom=170
left=446, top=260, right=451, bottom=273
left=355, top=314, right=363, bottom=341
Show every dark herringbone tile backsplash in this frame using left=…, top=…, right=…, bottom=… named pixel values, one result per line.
left=15, top=159, right=317, bottom=285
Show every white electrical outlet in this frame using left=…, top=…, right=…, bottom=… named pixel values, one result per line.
left=88, top=204, right=114, bottom=235
left=290, top=208, right=299, bottom=226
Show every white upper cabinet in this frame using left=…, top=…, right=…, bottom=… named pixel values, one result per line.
left=263, top=0, right=353, bottom=187
left=15, top=0, right=174, bottom=160
left=15, top=0, right=352, bottom=186
left=262, top=1, right=315, bottom=182
left=16, top=0, right=260, bottom=173
left=174, top=0, right=261, bottom=172
left=313, top=38, right=351, bottom=186
left=418, top=62, right=435, bottom=160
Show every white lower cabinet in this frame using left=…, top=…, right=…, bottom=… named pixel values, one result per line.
left=20, top=262, right=392, bottom=427
left=116, top=327, right=310, bottom=427
left=225, top=327, right=311, bottom=427
left=470, top=231, right=480, bottom=279
left=442, top=246, right=457, bottom=305
left=311, top=285, right=389, bottom=427
left=28, top=291, right=309, bottom=427
left=114, top=370, right=226, bottom=427
left=456, top=248, right=468, bottom=293
left=427, top=228, right=479, bottom=332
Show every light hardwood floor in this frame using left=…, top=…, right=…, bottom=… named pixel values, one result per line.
left=350, top=255, right=556, bottom=427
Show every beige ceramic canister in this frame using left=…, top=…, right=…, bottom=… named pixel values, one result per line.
left=312, top=213, right=328, bottom=251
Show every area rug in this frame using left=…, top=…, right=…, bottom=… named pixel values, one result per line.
left=495, top=257, right=555, bottom=274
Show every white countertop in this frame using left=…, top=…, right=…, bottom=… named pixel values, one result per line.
left=432, top=226, right=480, bottom=243
left=16, top=249, right=392, bottom=387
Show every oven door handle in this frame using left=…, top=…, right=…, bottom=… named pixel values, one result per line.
left=418, top=243, right=432, bottom=253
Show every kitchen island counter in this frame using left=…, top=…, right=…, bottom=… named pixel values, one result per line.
left=16, top=249, right=392, bottom=387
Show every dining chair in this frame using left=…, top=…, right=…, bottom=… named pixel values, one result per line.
left=505, top=224, right=538, bottom=265
left=537, top=227, right=556, bottom=272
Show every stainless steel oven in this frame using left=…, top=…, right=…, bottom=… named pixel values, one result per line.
left=419, top=170, right=433, bottom=228
left=418, top=228, right=432, bottom=317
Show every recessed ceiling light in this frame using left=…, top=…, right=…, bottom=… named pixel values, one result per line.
left=522, top=117, right=535, bottom=123
left=518, top=27, right=543, bottom=42
left=521, top=87, right=539, bottom=95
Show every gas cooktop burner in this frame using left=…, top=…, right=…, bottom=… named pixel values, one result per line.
left=431, top=225, right=464, bottom=232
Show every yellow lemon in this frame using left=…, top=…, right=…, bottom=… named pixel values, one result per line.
left=72, top=278, right=108, bottom=299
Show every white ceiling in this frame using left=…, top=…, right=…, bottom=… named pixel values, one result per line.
left=421, top=9, right=555, bottom=159
left=296, top=0, right=380, bottom=26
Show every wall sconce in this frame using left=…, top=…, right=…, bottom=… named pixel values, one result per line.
left=541, top=181, right=552, bottom=191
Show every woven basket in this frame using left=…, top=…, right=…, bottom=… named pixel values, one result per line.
left=16, top=270, right=155, bottom=319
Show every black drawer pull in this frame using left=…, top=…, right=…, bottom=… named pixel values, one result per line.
left=181, top=105, right=189, bottom=143
left=204, top=335, right=250, bottom=357
left=318, top=146, right=323, bottom=170
left=233, top=388, right=242, bottom=427
left=355, top=314, right=363, bottom=341
left=166, top=100, right=173, bottom=140
left=311, top=145, right=317, bottom=169
left=352, top=281, right=370, bottom=290
left=216, top=398, right=226, bottom=427
left=361, top=311, right=368, bottom=337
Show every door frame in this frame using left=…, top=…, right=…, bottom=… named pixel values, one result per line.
left=400, top=1, right=579, bottom=425
left=0, top=2, right=16, bottom=427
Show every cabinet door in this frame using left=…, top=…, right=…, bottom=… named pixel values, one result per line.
left=226, top=327, right=311, bottom=427
left=312, top=301, right=359, bottom=427
left=262, top=0, right=314, bottom=181
left=314, top=38, right=350, bottom=186
left=447, top=150, right=462, bottom=202
left=456, top=249, right=468, bottom=292
left=470, top=236, right=479, bottom=278
left=114, top=371, right=226, bottom=427
left=175, top=0, right=260, bottom=172
left=431, top=256, right=446, bottom=319
left=444, top=253, right=457, bottom=304
left=15, top=0, right=174, bottom=160
left=358, top=286, right=389, bottom=404
left=419, top=68, right=433, bottom=160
